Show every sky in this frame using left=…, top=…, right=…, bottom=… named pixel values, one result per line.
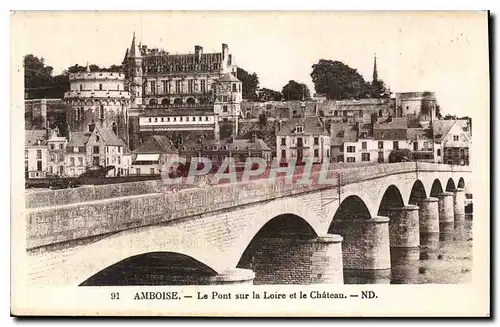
left=12, top=11, right=489, bottom=118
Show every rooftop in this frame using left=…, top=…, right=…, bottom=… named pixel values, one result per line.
left=276, top=116, right=329, bottom=136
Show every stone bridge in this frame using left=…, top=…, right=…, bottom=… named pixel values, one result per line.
left=25, top=162, right=472, bottom=286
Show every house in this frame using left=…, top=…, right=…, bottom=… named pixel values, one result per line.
left=276, top=116, right=331, bottom=164
left=178, top=132, right=273, bottom=167
left=432, top=119, right=471, bottom=166
left=85, top=126, right=129, bottom=176
left=65, top=131, right=90, bottom=177
left=130, top=135, right=179, bottom=175
left=47, top=127, right=68, bottom=176
left=25, top=130, right=49, bottom=179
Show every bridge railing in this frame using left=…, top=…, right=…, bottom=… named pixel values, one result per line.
left=25, top=162, right=471, bottom=209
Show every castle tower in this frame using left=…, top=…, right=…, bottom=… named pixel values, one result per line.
left=127, top=32, right=143, bottom=106
left=63, top=70, right=131, bottom=146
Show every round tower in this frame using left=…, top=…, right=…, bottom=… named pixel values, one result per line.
left=127, top=32, right=143, bottom=106
left=64, top=70, right=131, bottom=146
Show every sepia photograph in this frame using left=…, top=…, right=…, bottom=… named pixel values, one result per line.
left=10, top=10, right=490, bottom=317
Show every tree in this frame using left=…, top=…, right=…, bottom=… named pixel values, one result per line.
left=370, top=79, right=390, bottom=98
left=282, top=80, right=310, bottom=101
left=388, top=149, right=413, bottom=163
left=237, top=67, right=259, bottom=100
left=259, top=88, right=282, bottom=101
left=24, top=54, right=68, bottom=99
left=311, top=59, right=371, bottom=100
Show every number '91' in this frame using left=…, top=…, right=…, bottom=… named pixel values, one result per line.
left=111, top=292, right=120, bottom=300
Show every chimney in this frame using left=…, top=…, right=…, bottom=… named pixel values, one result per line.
left=250, top=131, right=257, bottom=143
left=222, top=43, right=229, bottom=60
left=195, top=45, right=203, bottom=62
left=228, top=54, right=232, bottom=66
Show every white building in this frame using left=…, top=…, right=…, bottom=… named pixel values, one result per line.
left=129, top=135, right=179, bottom=175
left=276, top=116, right=331, bottom=164
left=25, top=130, right=48, bottom=179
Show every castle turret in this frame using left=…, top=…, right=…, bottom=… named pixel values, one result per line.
left=127, top=32, right=143, bottom=106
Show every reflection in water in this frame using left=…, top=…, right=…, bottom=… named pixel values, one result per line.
left=344, top=219, right=473, bottom=284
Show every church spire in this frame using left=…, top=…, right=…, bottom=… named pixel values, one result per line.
left=372, top=53, right=378, bottom=82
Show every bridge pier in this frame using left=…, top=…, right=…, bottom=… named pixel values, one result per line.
left=332, top=217, right=391, bottom=271
left=204, top=268, right=255, bottom=285
left=388, top=205, right=420, bottom=264
left=241, top=233, right=344, bottom=285
left=418, top=197, right=440, bottom=259
left=453, top=188, right=467, bottom=241
left=438, top=192, right=454, bottom=241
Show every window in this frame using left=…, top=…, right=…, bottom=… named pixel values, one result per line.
left=281, top=149, right=286, bottom=159
left=74, top=147, right=79, bottom=152
left=24, top=150, right=28, bottom=159
left=150, top=81, right=156, bottom=95
left=343, top=111, right=347, bottom=117
left=378, top=141, right=384, bottom=149
left=175, top=80, right=181, bottom=93
left=314, top=137, right=319, bottom=145
left=205, top=117, right=209, bottom=121
left=359, top=110, right=363, bottom=117
left=393, top=141, right=399, bottom=150
left=136, top=168, right=141, bottom=175
left=223, top=106, right=228, bottom=113
left=70, top=157, right=75, bottom=167
left=362, top=142, right=367, bottom=150
left=150, top=168, right=155, bottom=175
left=453, top=135, right=459, bottom=141
left=37, top=161, right=42, bottom=171
left=100, top=105, right=104, bottom=120
left=281, top=138, right=286, bottom=146
left=232, top=83, right=237, bottom=92
left=148, top=118, right=152, bottom=122
left=96, top=135, right=100, bottom=142
left=334, top=111, right=338, bottom=117
left=362, top=153, right=370, bottom=161
left=118, top=157, right=121, bottom=165
left=78, top=157, right=83, bottom=166
left=346, top=146, right=355, bottom=153
left=36, top=150, right=42, bottom=159
left=59, top=154, right=64, bottom=162
left=437, top=149, right=441, bottom=156
left=314, top=149, right=319, bottom=157
left=106, top=158, right=109, bottom=165
left=188, top=80, right=194, bottom=93
left=201, top=80, right=206, bottom=93
left=347, top=157, right=355, bottom=163
left=50, top=154, right=55, bottom=162
left=326, top=149, right=330, bottom=157
left=378, top=151, right=384, bottom=163
left=459, top=148, right=466, bottom=157
left=93, top=146, right=99, bottom=154
left=295, top=126, right=303, bottom=133
left=59, top=143, right=63, bottom=150
left=162, top=80, right=168, bottom=94
left=99, top=83, right=103, bottom=91
left=447, top=160, right=453, bottom=165
left=79, top=84, right=83, bottom=91
left=50, top=144, right=54, bottom=150
left=239, top=84, right=241, bottom=92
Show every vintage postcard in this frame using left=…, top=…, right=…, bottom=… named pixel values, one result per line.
left=11, top=10, right=490, bottom=317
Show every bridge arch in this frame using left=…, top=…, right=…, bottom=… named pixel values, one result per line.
left=408, top=180, right=427, bottom=205
left=80, top=251, right=217, bottom=286
left=445, top=178, right=456, bottom=192
left=32, top=226, right=229, bottom=286
left=331, top=195, right=371, bottom=222
left=377, top=185, right=405, bottom=217
left=236, top=213, right=320, bottom=285
left=430, top=178, right=444, bottom=197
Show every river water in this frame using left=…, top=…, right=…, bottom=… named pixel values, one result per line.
left=344, top=218, right=473, bottom=284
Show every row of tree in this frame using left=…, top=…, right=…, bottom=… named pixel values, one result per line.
left=237, top=59, right=390, bottom=103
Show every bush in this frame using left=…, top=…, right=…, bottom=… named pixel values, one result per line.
left=388, top=149, right=413, bottom=163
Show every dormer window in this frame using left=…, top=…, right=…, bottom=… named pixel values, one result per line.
left=295, top=126, right=303, bottom=133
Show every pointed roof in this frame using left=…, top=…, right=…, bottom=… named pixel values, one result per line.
left=95, top=125, right=126, bottom=147
left=133, top=135, right=178, bottom=154
left=128, top=32, right=141, bottom=59
left=219, top=73, right=240, bottom=83
left=25, top=130, right=47, bottom=146
left=276, top=117, right=329, bottom=136
left=372, top=53, right=378, bottom=82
